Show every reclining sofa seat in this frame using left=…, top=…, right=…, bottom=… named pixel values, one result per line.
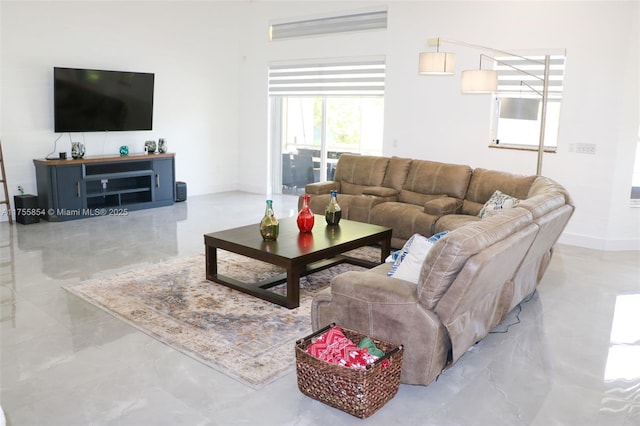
left=311, top=207, right=539, bottom=385
left=369, top=159, right=472, bottom=248
left=498, top=177, right=575, bottom=316
left=432, top=170, right=575, bottom=320
left=303, top=154, right=393, bottom=223
left=433, top=168, right=537, bottom=233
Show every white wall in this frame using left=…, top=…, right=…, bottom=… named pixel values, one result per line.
left=2, top=1, right=639, bottom=251
left=1, top=1, right=244, bottom=201
left=237, top=1, right=640, bottom=251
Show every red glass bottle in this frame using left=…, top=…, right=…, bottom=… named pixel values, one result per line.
left=297, top=194, right=315, bottom=232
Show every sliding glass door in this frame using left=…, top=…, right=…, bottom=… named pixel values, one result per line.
left=269, top=59, right=385, bottom=193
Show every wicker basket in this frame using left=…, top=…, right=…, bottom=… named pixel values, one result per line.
left=295, top=324, right=404, bottom=419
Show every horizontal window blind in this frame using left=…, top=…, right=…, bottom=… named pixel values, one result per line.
left=494, top=55, right=566, bottom=99
left=270, top=8, right=387, bottom=40
left=268, top=60, right=385, bottom=96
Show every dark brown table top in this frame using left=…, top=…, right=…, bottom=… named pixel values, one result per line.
left=204, top=215, right=391, bottom=261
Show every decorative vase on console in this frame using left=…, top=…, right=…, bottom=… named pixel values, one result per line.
left=259, top=200, right=279, bottom=241
left=325, top=190, right=341, bottom=226
left=71, top=142, right=85, bottom=159
left=297, top=194, right=314, bottom=232
left=144, top=140, right=156, bottom=154
left=158, top=138, right=167, bottom=154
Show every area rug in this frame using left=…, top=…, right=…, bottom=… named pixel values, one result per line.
left=63, top=246, right=380, bottom=389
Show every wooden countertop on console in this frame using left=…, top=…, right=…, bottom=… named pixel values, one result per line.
left=34, top=152, right=175, bottom=166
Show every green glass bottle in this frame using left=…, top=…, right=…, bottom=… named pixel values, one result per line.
left=260, top=200, right=279, bottom=241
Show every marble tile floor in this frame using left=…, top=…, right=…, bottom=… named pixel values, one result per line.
left=0, top=191, right=639, bottom=426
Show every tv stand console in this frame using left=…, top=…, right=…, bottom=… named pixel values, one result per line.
left=34, top=153, right=175, bottom=221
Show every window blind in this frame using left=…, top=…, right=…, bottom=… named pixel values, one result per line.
left=494, top=55, right=566, bottom=99
left=268, top=59, right=386, bottom=96
left=269, top=8, right=387, bottom=40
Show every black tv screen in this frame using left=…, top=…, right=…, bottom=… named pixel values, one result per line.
left=54, top=67, right=154, bottom=132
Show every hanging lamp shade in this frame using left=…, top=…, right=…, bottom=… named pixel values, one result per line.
left=460, top=69, right=498, bottom=93
left=418, top=51, right=456, bottom=75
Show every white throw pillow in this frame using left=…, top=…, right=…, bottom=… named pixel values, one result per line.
left=387, top=234, right=420, bottom=276
left=478, top=190, right=520, bottom=218
left=387, top=231, right=449, bottom=284
left=391, top=236, right=433, bottom=283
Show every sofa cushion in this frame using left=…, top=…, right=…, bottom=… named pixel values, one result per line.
left=399, top=160, right=472, bottom=205
left=478, top=190, right=520, bottom=218
left=424, top=197, right=462, bottom=216
left=362, top=186, right=398, bottom=197
left=417, top=207, right=533, bottom=310
left=462, top=168, right=536, bottom=215
left=340, top=182, right=368, bottom=195
left=347, top=193, right=394, bottom=223
left=381, top=156, right=412, bottom=191
left=369, top=202, right=440, bottom=246
left=333, top=154, right=389, bottom=193
left=388, top=232, right=449, bottom=283
left=527, top=176, right=574, bottom=206
left=433, top=214, right=481, bottom=234
left=517, top=191, right=566, bottom=219
left=304, top=180, right=339, bottom=195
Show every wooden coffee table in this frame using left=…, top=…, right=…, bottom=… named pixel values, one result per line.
left=204, top=215, right=391, bottom=309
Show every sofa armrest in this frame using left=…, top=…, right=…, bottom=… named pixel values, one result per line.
left=424, top=197, right=462, bottom=216
left=362, top=186, right=398, bottom=198
left=311, top=270, right=452, bottom=385
left=331, top=270, right=418, bottom=304
left=305, top=181, right=340, bottom=195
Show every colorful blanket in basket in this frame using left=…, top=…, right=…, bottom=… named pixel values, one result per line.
left=307, top=327, right=379, bottom=370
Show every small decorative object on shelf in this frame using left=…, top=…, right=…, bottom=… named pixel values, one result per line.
left=119, top=145, right=129, bottom=156
left=297, top=194, right=314, bottom=232
left=71, top=142, right=85, bottom=159
left=144, top=140, right=157, bottom=154
left=158, top=138, right=167, bottom=153
left=260, top=199, right=279, bottom=241
left=325, top=190, right=342, bottom=226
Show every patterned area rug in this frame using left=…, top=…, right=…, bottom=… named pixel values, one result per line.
left=64, top=246, right=380, bottom=389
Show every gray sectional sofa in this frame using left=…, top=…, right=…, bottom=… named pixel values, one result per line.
left=301, top=154, right=574, bottom=386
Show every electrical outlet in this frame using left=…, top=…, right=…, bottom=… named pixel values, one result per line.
left=575, top=143, right=596, bottom=155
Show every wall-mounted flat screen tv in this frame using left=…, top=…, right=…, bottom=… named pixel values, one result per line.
left=54, top=67, right=154, bottom=132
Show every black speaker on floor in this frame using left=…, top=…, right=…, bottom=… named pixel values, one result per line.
left=176, top=181, right=187, bottom=202
left=14, top=194, right=40, bottom=224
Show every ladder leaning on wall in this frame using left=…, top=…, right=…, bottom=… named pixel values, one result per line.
left=0, top=139, right=12, bottom=224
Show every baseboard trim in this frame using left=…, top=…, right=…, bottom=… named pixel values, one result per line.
left=559, top=233, right=640, bottom=251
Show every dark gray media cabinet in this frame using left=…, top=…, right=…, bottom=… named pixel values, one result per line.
left=34, top=153, right=175, bottom=221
